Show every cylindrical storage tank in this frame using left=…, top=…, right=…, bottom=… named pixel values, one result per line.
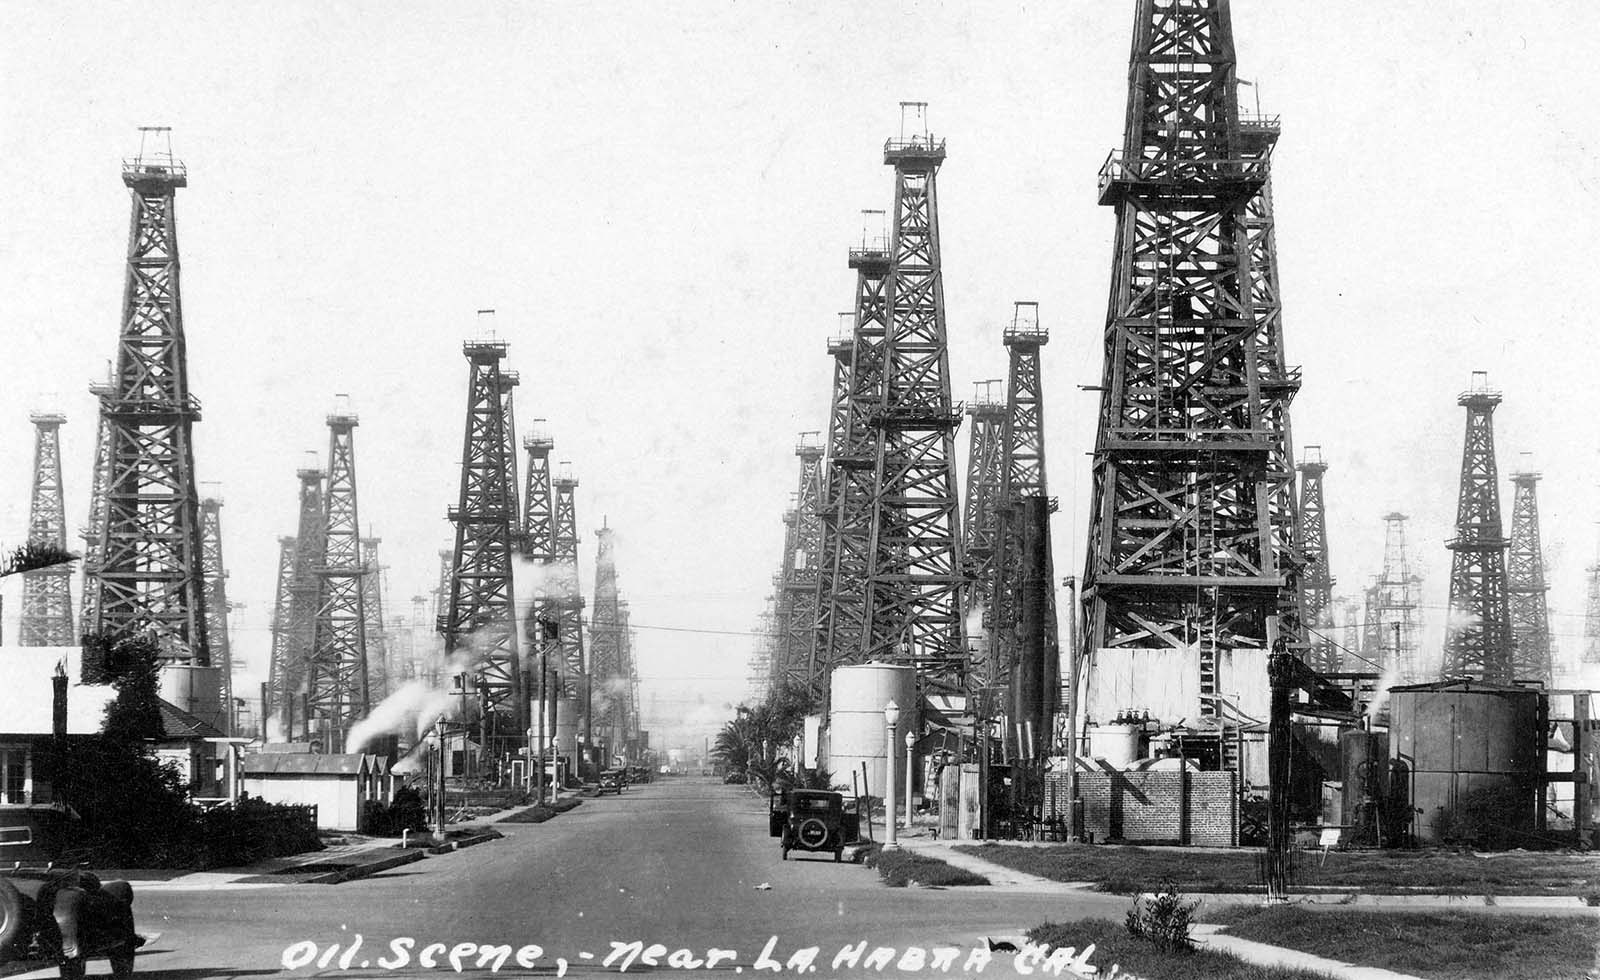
left=1340, top=729, right=1389, bottom=839
left=551, top=698, right=580, bottom=754
left=1388, top=681, right=1540, bottom=845
left=160, top=664, right=225, bottom=733
left=1086, top=723, right=1142, bottom=769
left=826, top=663, right=916, bottom=802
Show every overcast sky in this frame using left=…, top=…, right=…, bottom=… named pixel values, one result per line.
left=4, top=2, right=1600, bottom=751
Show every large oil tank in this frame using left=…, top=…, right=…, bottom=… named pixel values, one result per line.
left=1388, top=681, right=1541, bottom=844
left=827, top=663, right=916, bottom=800
left=551, top=698, right=581, bottom=754
left=1340, top=728, right=1389, bottom=841
left=160, top=664, right=225, bottom=733
left=1086, top=723, right=1143, bottom=769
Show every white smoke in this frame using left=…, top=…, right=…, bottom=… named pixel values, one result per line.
left=1365, top=661, right=1404, bottom=722
left=966, top=602, right=988, bottom=653
left=347, top=680, right=457, bottom=755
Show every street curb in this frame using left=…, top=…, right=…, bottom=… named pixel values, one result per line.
left=304, top=848, right=428, bottom=884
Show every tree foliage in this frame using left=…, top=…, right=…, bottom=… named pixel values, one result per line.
left=712, top=681, right=821, bottom=788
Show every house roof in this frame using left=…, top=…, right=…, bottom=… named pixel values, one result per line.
left=241, top=752, right=390, bottom=776
left=0, top=646, right=116, bottom=736
left=158, top=699, right=225, bottom=740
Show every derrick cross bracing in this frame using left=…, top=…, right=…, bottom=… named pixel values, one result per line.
left=198, top=494, right=234, bottom=730
left=1506, top=468, right=1554, bottom=685
left=1442, top=375, right=1515, bottom=682
left=589, top=526, right=625, bottom=752
left=1083, top=1, right=1329, bottom=718
left=1296, top=448, right=1337, bottom=673
left=89, top=132, right=210, bottom=661
left=21, top=412, right=75, bottom=646
left=360, top=537, right=390, bottom=703
left=442, top=341, right=525, bottom=757
left=861, top=109, right=968, bottom=689
left=78, top=379, right=114, bottom=639
left=552, top=466, right=588, bottom=700
left=961, top=385, right=1006, bottom=687
left=997, top=304, right=1059, bottom=733
left=816, top=225, right=892, bottom=696
left=307, top=410, right=372, bottom=751
left=1584, top=553, right=1600, bottom=666
left=266, top=535, right=297, bottom=725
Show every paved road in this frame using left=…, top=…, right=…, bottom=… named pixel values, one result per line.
left=21, top=777, right=1129, bottom=979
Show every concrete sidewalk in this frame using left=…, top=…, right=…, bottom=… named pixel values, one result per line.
left=1192, top=924, right=1426, bottom=980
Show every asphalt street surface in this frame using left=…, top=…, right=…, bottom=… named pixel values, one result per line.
left=17, top=777, right=1130, bottom=979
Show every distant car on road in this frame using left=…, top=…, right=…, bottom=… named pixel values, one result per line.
left=627, top=766, right=652, bottom=784
left=0, top=866, right=142, bottom=979
left=598, top=769, right=625, bottom=795
left=769, top=789, right=855, bottom=862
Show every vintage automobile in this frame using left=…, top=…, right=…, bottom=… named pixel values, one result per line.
left=769, top=789, right=855, bottom=862
left=597, top=769, right=625, bottom=795
left=0, top=866, right=142, bottom=979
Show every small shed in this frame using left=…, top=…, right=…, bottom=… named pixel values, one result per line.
left=240, top=752, right=394, bottom=831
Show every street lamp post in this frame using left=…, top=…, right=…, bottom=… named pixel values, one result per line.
left=884, top=700, right=900, bottom=848
left=904, top=729, right=916, bottom=830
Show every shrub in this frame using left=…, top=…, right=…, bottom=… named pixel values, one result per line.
left=1124, top=880, right=1199, bottom=954
left=362, top=787, right=429, bottom=836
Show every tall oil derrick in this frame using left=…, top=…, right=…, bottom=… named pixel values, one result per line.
left=816, top=214, right=892, bottom=694
left=197, top=492, right=234, bottom=730
left=410, top=595, right=433, bottom=686
left=860, top=104, right=967, bottom=685
left=961, top=382, right=1007, bottom=687
left=433, top=548, right=452, bottom=627
left=1296, top=447, right=1336, bottom=672
left=266, top=535, right=297, bottom=727
left=78, top=377, right=114, bottom=639
left=771, top=437, right=825, bottom=691
left=522, top=421, right=555, bottom=562
left=89, top=128, right=209, bottom=661
left=20, top=412, right=74, bottom=646
left=1365, top=512, right=1422, bottom=679
left=359, top=536, right=390, bottom=703
left=769, top=504, right=800, bottom=690
left=1583, top=555, right=1600, bottom=668
left=997, top=302, right=1059, bottom=743
left=306, top=407, right=371, bottom=750
left=1506, top=466, right=1554, bottom=684
left=589, top=524, right=624, bottom=752
left=441, top=341, right=524, bottom=760
left=520, top=420, right=559, bottom=733
left=1083, top=1, right=1295, bottom=717
left=619, top=599, right=641, bottom=752
left=1442, top=373, right=1514, bottom=682
left=810, top=314, right=856, bottom=697
left=551, top=463, right=588, bottom=700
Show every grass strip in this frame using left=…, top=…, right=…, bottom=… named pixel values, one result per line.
left=1205, top=905, right=1600, bottom=980
left=958, top=843, right=1600, bottom=895
left=1027, top=919, right=1336, bottom=980
left=865, top=848, right=988, bottom=888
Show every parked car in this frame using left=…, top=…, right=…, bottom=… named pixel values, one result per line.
left=597, top=769, right=625, bottom=795
left=769, top=789, right=855, bottom=862
left=0, top=866, right=141, bottom=979
left=627, top=766, right=652, bottom=784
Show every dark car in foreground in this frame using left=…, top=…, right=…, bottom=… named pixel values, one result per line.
left=597, top=769, right=625, bottom=795
left=769, top=789, right=856, bottom=862
left=0, top=866, right=141, bottom=979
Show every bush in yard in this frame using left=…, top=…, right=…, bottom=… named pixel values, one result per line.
left=362, top=787, right=430, bottom=836
left=1125, top=880, right=1199, bottom=953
